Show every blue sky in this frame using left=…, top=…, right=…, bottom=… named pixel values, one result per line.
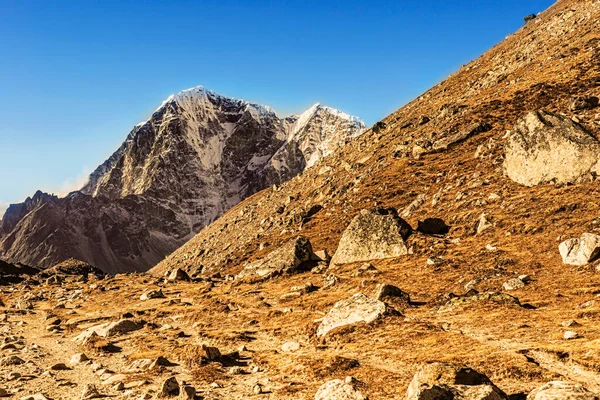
left=0, top=0, right=555, bottom=213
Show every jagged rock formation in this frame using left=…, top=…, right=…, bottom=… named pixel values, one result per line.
left=0, top=87, right=364, bottom=273
left=504, top=111, right=600, bottom=186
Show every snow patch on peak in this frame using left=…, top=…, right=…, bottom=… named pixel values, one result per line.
left=289, top=103, right=365, bottom=141
left=156, top=85, right=278, bottom=122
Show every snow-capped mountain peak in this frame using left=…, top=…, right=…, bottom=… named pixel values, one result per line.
left=1, top=86, right=365, bottom=273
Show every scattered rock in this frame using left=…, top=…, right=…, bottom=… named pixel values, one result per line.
left=140, top=289, right=165, bottom=300
left=439, top=292, right=521, bottom=312
left=74, top=319, right=144, bottom=342
left=527, top=381, right=598, bottom=399
left=313, top=250, right=331, bottom=262
left=167, top=268, right=191, bottom=282
left=564, top=331, right=580, bottom=340
left=323, top=274, right=340, bottom=289
left=504, top=111, right=600, bottom=186
left=201, top=345, right=222, bottom=362
left=427, top=256, right=444, bottom=266
left=281, top=341, right=301, bottom=352
left=314, top=378, right=367, bottom=400
left=331, top=208, right=412, bottom=265
left=352, top=263, right=381, bottom=277
left=317, top=293, right=388, bottom=337
left=406, top=362, right=507, bottom=400
left=476, top=213, right=492, bottom=234
left=50, top=363, right=70, bottom=370
left=158, top=376, right=180, bottom=397
left=417, top=218, right=450, bottom=235
left=559, top=233, right=600, bottom=266
left=253, top=383, right=263, bottom=395
left=524, top=14, right=537, bottom=23
left=569, top=96, right=599, bottom=111
left=503, top=278, right=526, bottom=291
left=373, top=284, right=410, bottom=303
left=180, top=384, right=196, bottom=399
left=237, top=236, right=314, bottom=281
left=70, top=353, right=89, bottom=365
left=561, top=320, right=580, bottom=327
left=80, top=384, right=101, bottom=399
left=0, top=355, right=24, bottom=366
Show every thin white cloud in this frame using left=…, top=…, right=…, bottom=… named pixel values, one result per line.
left=52, top=167, right=92, bottom=197
left=0, top=202, right=9, bottom=219
left=0, top=167, right=92, bottom=221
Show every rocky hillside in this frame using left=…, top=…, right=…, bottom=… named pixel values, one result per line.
left=0, top=88, right=364, bottom=274
left=2, top=1, right=600, bottom=399
left=121, top=0, right=600, bottom=397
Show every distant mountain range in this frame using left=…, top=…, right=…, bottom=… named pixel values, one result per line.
left=0, top=86, right=364, bottom=273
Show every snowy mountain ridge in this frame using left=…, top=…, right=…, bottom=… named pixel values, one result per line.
left=0, top=86, right=365, bottom=273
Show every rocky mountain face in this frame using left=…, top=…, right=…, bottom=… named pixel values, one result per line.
left=0, top=87, right=364, bottom=273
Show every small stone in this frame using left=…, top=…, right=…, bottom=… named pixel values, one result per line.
left=180, top=385, right=196, bottom=399
left=477, top=213, right=492, bottom=234
left=50, top=363, right=71, bottom=371
left=168, top=268, right=191, bottom=282
left=564, top=331, right=580, bottom=340
left=80, top=384, right=101, bottom=399
left=202, top=345, right=222, bottom=361
left=70, top=353, right=89, bottom=365
left=140, top=289, right=165, bottom=301
left=7, top=371, right=21, bottom=381
left=373, top=283, right=410, bottom=303
left=158, top=376, right=179, bottom=397
left=229, top=366, right=243, bottom=375
left=253, top=384, right=263, bottom=394
left=281, top=341, right=300, bottom=352
left=0, top=355, right=25, bottom=366
left=578, top=300, right=595, bottom=308
left=518, top=274, right=532, bottom=283
left=561, top=320, right=580, bottom=327
left=503, top=278, right=525, bottom=291
left=314, top=379, right=366, bottom=400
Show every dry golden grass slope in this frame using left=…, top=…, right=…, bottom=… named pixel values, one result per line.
left=2, top=0, right=600, bottom=399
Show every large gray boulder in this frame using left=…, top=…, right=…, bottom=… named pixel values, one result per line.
left=407, top=363, right=507, bottom=400
left=527, top=381, right=599, bottom=400
left=504, top=111, right=600, bottom=186
left=317, top=293, right=387, bottom=337
left=237, top=236, right=313, bottom=281
left=331, top=208, right=412, bottom=265
left=559, top=233, right=600, bottom=266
